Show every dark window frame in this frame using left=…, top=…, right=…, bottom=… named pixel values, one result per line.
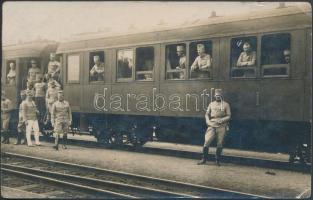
left=135, top=46, right=155, bottom=82
left=230, top=36, right=258, bottom=79
left=116, top=48, right=135, bottom=82
left=260, top=32, right=291, bottom=78
left=88, top=50, right=105, bottom=84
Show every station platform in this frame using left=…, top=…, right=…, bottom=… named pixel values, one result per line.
left=2, top=134, right=310, bottom=172
left=62, top=134, right=310, bottom=173
left=1, top=141, right=311, bottom=199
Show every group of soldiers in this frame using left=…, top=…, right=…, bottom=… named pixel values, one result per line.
left=1, top=53, right=72, bottom=150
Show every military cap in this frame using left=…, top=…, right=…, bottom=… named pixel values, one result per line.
left=176, top=45, right=185, bottom=51
left=283, top=49, right=291, bottom=56
left=31, top=59, right=37, bottom=64
left=58, top=90, right=64, bottom=94
left=50, top=53, right=56, bottom=57
left=9, top=62, right=15, bottom=67
left=197, top=43, right=205, bottom=49
left=214, top=89, right=223, bottom=96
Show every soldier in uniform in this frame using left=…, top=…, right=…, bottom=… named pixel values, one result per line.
left=1, top=91, right=13, bottom=143
left=198, top=89, right=231, bottom=166
left=7, top=62, right=16, bottom=85
left=190, top=44, right=212, bottom=78
left=15, top=90, right=27, bottom=145
left=22, top=90, right=41, bottom=146
left=34, top=75, right=47, bottom=130
left=47, top=53, right=61, bottom=82
left=283, top=49, right=291, bottom=64
left=175, top=45, right=186, bottom=79
left=51, top=91, right=72, bottom=150
left=90, top=55, right=105, bottom=81
left=28, top=59, right=42, bottom=84
left=236, top=42, right=256, bottom=67
left=46, top=81, right=60, bottom=122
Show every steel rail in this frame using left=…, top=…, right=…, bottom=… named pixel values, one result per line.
left=1, top=163, right=194, bottom=198
left=1, top=167, right=135, bottom=199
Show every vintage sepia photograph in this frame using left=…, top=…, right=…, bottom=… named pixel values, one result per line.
left=1, top=1, right=312, bottom=199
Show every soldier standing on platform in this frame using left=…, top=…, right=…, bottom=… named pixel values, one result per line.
left=22, top=90, right=41, bottom=147
left=198, top=89, right=231, bottom=166
left=1, top=91, right=13, bottom=144
left=51, top=91, right=72, bottom=150
left=15, top=90, right=27, bottom=145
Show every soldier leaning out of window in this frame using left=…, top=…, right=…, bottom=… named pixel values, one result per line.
left=90, top=55, right=105, bottom=81
left=190, top=44, right=212, bottom=78
left=283, top=49, right=291, bottom=64
left=236, top=42, right=256, bottom=67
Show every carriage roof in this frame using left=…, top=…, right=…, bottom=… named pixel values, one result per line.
left=56, top=5, right=311, bottom=53
left=3, top=40, right=57, bottom=59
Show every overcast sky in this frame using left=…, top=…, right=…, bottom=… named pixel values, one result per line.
left=2, top=1, right=310, bottom=45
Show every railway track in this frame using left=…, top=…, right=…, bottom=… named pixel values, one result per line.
left=2, top=152, right=269, bottom=199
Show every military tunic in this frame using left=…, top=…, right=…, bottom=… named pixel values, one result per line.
left=191, top=54, right=212, bottom=78
left=28, top=67, right=42, bottom=83
left=236, top=51, right=256, bottom=67
left=46, top=87, right=60, bottom=114
left=51, top=100, right=72, bottom=136
left=90, top=63, right=105, bottom=81
left=204, top=100, right=231, bottom=148
left=1, top=98, right=13, bottom=130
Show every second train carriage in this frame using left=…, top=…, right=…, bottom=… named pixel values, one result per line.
left=54, top=5, right=312, bottom=152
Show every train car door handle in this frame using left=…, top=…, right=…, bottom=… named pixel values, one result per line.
left=256, top=92, right=260, bottom=106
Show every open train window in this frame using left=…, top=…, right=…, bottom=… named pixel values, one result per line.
left=189, top=41, right=212, bottom=79
left=6, top=60, right=16, bottom=85
left=67, top=54, right=80, bottom=83
left=135, top=47, right=154, bottom=81
left=89, top=51, right=105, bottom=82
left=230, top=36, right=257, bottom=78
left=261, top=33, right=290, bottom=77
left=117, top=49, right=133, bottom=81
left=165, top=43, right=186, bottom=80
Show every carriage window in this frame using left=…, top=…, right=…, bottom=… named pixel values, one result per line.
left=189, top=41, right=212, bottom=79
left=231, top=37, right=257, bottom=78
left=136, top=47, right=154, bottom=81
left=6, top=60, right=16, bottom=85
left=117, top=49, right=133, bottom=81
left=67, top=55, right=80, bottom=83
left=166, top=44, right=186, bottom=80
left=89, top=51, right=105, bottom=82
left=261, top=33, right=291, bottom=77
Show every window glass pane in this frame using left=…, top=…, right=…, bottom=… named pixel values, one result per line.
left=166, top=44, right=186, bottom=80
left=136, top=47, right=154, bottom=80
left=261, top=33, right=291, bottom=65
left=117, top=49, right=133, bottom=80
left=6, top=60, right=16, bottom=85
left=189, top=41, right=212, bottom=79
left=231, top=37, right=257, bottom=78
left=67, top=55, right=80, bottom=82
left=89, top=51, right=105, bottom=82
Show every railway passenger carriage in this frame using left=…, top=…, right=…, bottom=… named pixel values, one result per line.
left=2, top=5, right=312, bottom=153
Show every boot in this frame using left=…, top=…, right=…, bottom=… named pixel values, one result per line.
left=53, top=135, right=59, bottom=150
left=215, top=147, right=223, bottom=166
left=3, top=131, right=10, bottom=144
left=14, top=132, right=21, bottom=145
left=197, top=147, right=209, bottom=165
left=62, top=134, right=67, bottom=149
left=21, top=132, right=27, bottom=145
